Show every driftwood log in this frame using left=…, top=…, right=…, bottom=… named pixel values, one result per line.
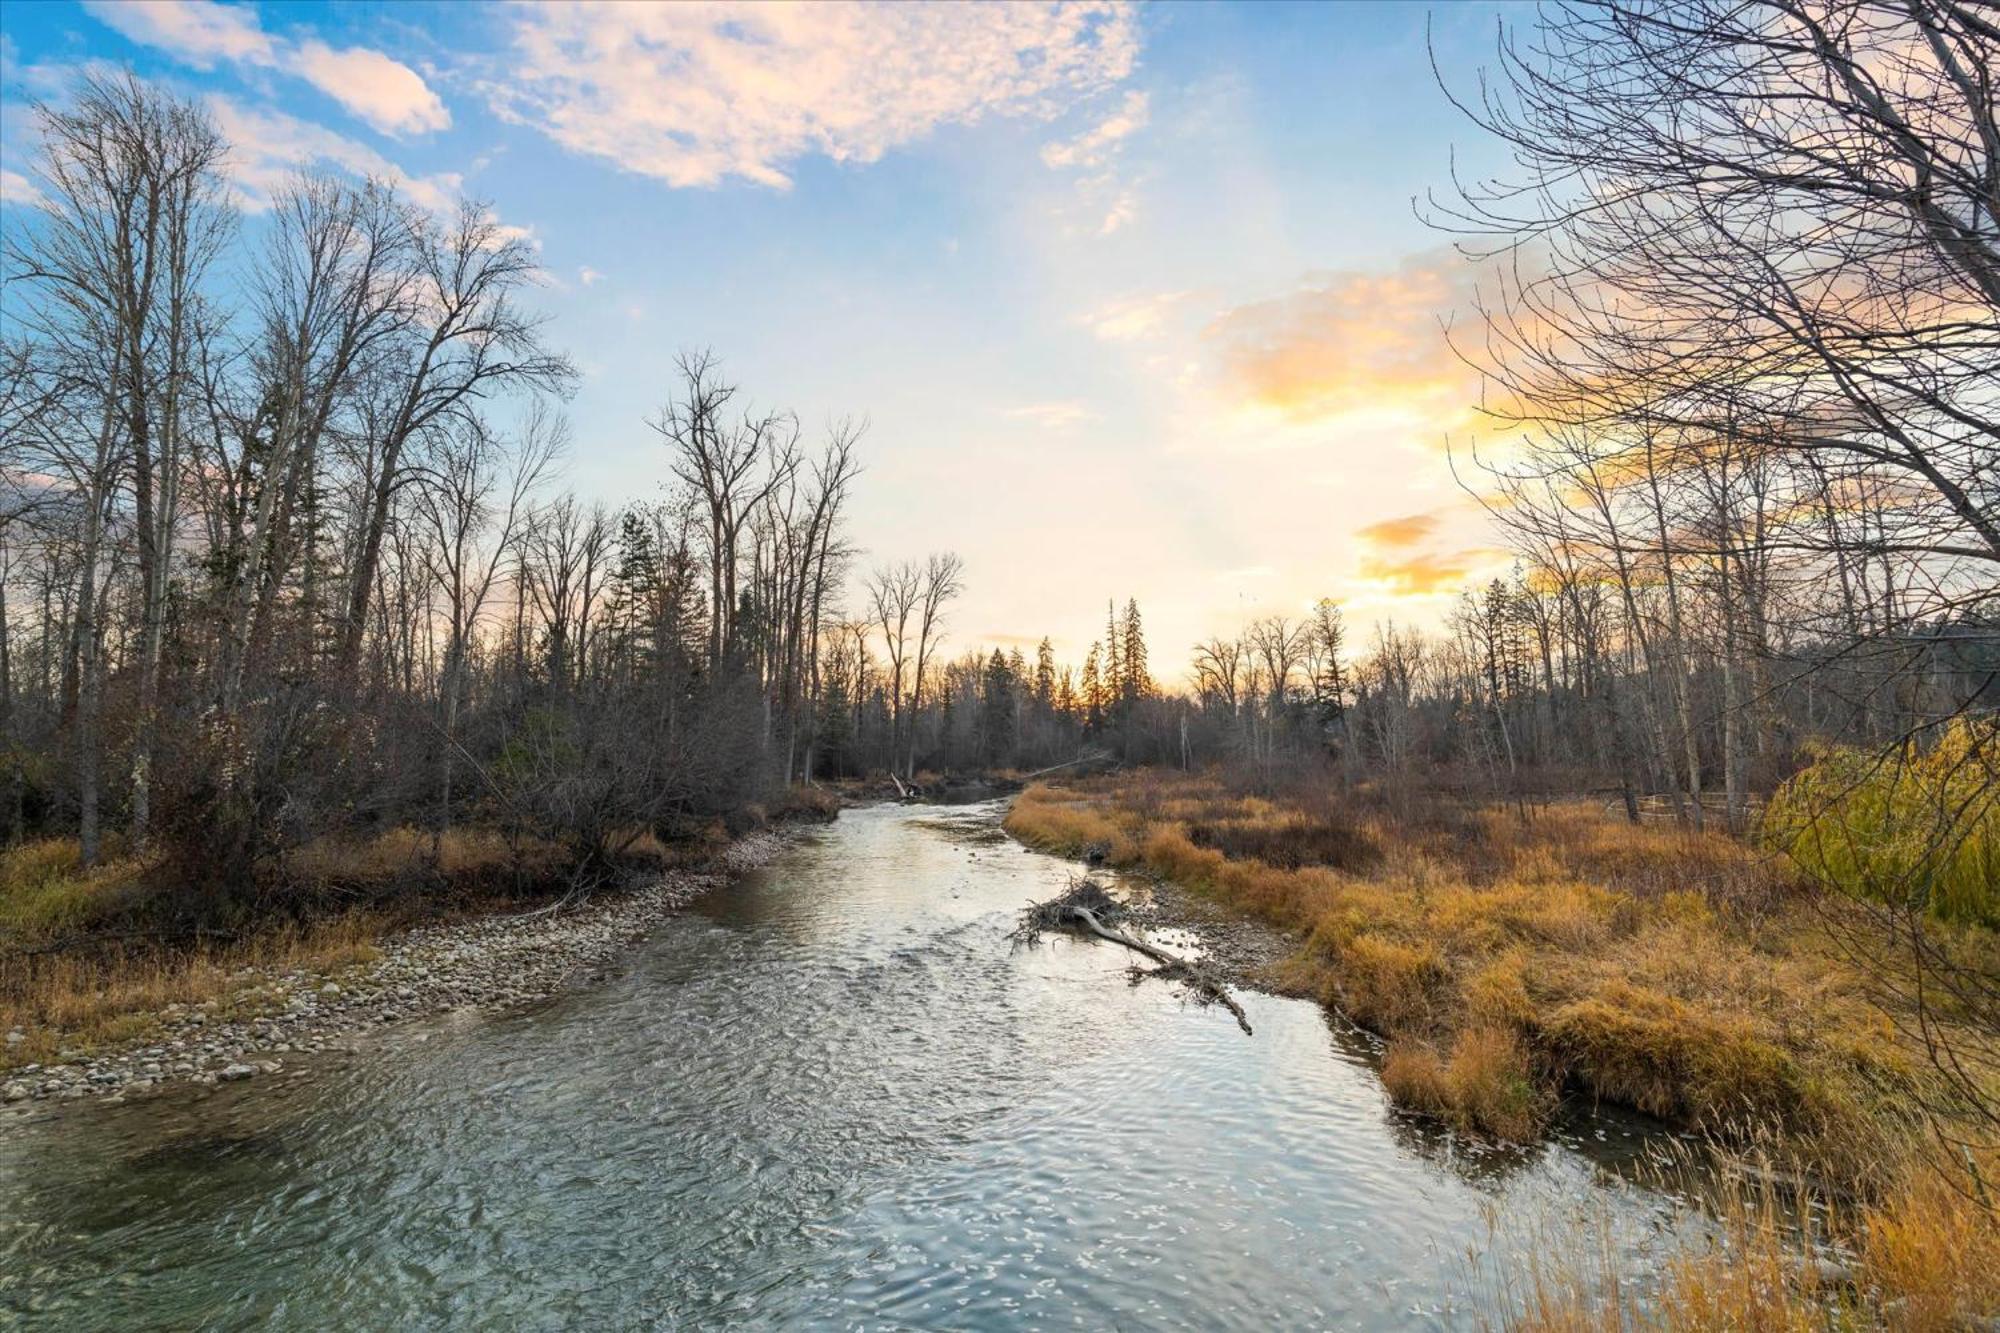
left=1014, top=879, right=1252, bottom=1036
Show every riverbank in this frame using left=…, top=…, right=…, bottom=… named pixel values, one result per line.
left=1004, top=770, right=2000, bottom=1325
left=1, top=830, right=793, bottom=1110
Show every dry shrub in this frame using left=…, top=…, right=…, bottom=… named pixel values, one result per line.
left=1186, top=812, right=1378, bottom=871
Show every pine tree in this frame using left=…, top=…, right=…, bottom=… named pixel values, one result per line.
left=1080, top=642, right=1103, bottom=734
left=1034, top=637, right=1056, bottom=712
left=979, top=647, right=1017, bottom=765
left=1103, top=601, right=1121, bottom=707
left=1119, top=598, right=1149, bottom=703
left=1310, top=597, right=1348, bottom=725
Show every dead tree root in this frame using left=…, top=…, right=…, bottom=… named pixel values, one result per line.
left=1014, top=878, right=1253, bottom=1035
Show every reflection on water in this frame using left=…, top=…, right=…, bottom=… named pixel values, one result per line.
left=0, top=801, right=1704, bottom=1330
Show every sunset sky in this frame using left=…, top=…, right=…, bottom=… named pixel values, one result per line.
left=0, top=0, right=1525, bottom=672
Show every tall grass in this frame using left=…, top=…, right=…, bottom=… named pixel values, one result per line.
left=1005, top=775, right=1981, bottom=1186
left=1009, top=770, right=1999, bottom=1325
left=1498, top=1151, right=2000, bottom=1331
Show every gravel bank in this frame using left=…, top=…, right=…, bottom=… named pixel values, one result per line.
left=1, top=832, right=790, bottom=1110
left=1120, top=876, right=1304, bottom=995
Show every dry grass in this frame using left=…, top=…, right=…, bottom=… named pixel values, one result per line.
left=1, top=913, right=384, bottom=1068
left=1382, top=1026, right=1546, bottom=1141
left=1009, top=770, right=2000, bottom=1324
left=1500, top=1152, right=2000, bottom=1331
left=0, top=825, right=550, bottom=1070
left=1005, top=773, right=1992, bottom=1186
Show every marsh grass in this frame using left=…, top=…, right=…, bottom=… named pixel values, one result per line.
left=1008, top=770, right=2000, bottom=1324
left=1493, top=1146, right=1999, bottom=1331
left=1004, top=774, right=1990, bottom=1183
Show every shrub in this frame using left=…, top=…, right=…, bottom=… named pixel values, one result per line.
left=1765, top=717, right=2000, bottom=926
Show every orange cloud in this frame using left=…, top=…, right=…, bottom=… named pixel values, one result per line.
left=1355, top=512, right=1441, bottom=548
left=1204, top=247, right=1481, bottom=427
left=1354, top=548, right=1499, bottom=597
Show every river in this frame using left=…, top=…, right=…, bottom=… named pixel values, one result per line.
left=0, top=801, right=1706, bottom=1330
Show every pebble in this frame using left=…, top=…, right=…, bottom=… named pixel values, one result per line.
left=1, top=832, right=789, bottom=1108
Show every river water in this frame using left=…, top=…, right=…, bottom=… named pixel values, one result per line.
left=0, top=801, right=1704, bottom=1330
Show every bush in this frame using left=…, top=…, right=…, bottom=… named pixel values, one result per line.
left=1765, top=717, right=2000, bottom=926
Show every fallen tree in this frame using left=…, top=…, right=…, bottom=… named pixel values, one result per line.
left=1013, top=878, right=1252, bottom=1035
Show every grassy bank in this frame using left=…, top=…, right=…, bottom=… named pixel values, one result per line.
left=1006, top=769, right=1998, bottom=1325
left=2, top=790, right=841, bottom=1072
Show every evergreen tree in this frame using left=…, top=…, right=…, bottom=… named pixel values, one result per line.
left=1310, top=597, right=1348, bottom=726
left=1034, top=637, right=1056, bottom=711
left=1119, top=598, right=1150, bottom=703
left=1080, top=643, right=1103, bottom=734
left=979, top=648, right=1017, bottom=765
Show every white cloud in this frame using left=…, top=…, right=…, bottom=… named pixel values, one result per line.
left=484, top=1, right=1139, bottom=188
left=207, top=95, right=461, bottom=212
left=0, top=168, right=49, bottom=210
left=578, top=265, right=603, bottom=286
left=1041, top=89, right=1148, bottom=169
left=82, top=0, right=449, bottom=136
left=81, top=0, right=274, bottom=69
left=1005, top=401, right=1099, bottom=430
left=1098, top=188, right=1138, bottom=235
left=1083, top=290, right=1192, bottom=342
left=290, top=40, right=450, bottom=136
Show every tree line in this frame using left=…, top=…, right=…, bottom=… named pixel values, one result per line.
left=0, top=72, right=986, bottom=896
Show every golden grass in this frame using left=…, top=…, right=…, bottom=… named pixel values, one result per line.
left=1005, top=774, right=1991, bottom=1186
left=1010, top=770, right=2000, bottom=1325
left=1, top=913, right=383, bottom=1069
left=1383, top=1026, right=1546, bottom=1141
left=1500, top=1154, right=2000, bottom=1331
left=0, top=825, right=544, bottom=1071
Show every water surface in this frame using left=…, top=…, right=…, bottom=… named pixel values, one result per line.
left=0, top=801, right=1699, bottom=1329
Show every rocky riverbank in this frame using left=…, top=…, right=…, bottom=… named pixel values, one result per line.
left=1121, top=875, right=1301, bottom=995
left=1, top=831, right=791, bottom=1110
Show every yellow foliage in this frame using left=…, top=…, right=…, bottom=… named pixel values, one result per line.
left=1767, top=717, right=2000, bottom=926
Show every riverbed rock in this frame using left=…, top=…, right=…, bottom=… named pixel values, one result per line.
left=218, top=1063, right=257, bottom=1082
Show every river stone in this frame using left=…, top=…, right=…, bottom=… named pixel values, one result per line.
left=218, top=1063, right=256, bottom=1082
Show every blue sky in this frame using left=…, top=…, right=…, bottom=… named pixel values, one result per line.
left=1, top=0, right=1524, bottom=668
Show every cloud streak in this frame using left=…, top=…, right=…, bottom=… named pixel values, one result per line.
left=1006, top=401, right=1099, bottom=430
left=483, top=1, right=1139, bottom=189
left=1041, top=89, right=1148, bottom=169
left=1355, top=512, right=1442, bottom=548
